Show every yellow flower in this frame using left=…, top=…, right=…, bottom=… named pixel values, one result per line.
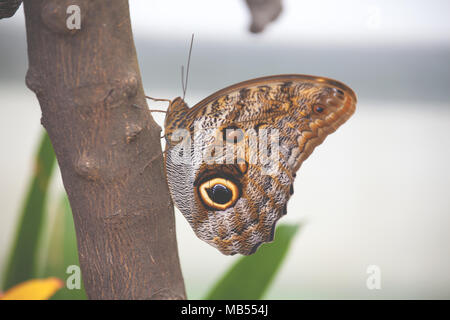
left=0, top=277, right=63, bottom=300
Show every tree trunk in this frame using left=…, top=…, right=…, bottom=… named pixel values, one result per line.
left=23, top=0, right=186, bottom=299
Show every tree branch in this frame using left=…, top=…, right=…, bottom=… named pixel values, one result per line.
left=23, top=0, right=186, bottom=299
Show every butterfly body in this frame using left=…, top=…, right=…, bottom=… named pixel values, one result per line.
left=163, top=74, right=356, bottom=255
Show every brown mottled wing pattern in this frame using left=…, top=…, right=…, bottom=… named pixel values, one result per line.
left=164, top=74, right=356, bottom=255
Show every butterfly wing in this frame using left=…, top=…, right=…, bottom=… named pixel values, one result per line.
left=164, top=74, right=356, bottom=255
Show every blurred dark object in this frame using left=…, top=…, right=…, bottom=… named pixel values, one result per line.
left=245, top=0, right=282, bottom=33
left=22, top=0, right=186, bottom=300
left=0, top=0, right=22, bottom=19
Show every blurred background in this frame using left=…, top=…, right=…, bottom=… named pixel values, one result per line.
left=0, top=0, right=449, bottom=299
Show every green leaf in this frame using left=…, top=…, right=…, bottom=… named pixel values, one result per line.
left=2, top=132, right=56, bottom=290
left=204, top=224, right=300, bottom=300
left=41, top=196, right=87, bottom=300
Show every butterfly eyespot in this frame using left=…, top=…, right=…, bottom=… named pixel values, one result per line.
left=313, top=104, right=325, bottom=114
left=198, top=177, right=240, bottom=210
left=224, top=126, right=245, bottom=143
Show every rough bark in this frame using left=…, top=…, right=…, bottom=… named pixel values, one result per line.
left=23, top=0, right=186, bottom=299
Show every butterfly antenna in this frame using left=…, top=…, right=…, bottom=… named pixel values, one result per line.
left=181, top=33, right=194, bottom=100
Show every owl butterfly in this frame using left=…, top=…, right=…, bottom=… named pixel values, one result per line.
left=163, top=74, right=356, bottom=255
